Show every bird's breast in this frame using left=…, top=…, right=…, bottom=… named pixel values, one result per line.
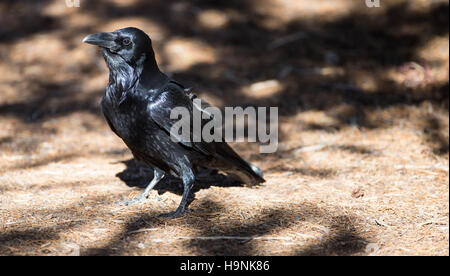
left=102, top=94, right=156, bottom=142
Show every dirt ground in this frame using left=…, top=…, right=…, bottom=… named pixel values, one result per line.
left=0, top=0, right=448, bottom=256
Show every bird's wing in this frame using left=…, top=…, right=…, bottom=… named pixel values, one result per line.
left=148, top=82, right=265, bottom=184
left=148, top=82, right=216, bottom=156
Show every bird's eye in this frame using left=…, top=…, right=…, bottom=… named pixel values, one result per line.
left=123, top=38, right=131, bottom=46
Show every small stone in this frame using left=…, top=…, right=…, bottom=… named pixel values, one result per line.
left=64, top=243, right=80, bottom=256
left=351, top=186, right=364, bottom=198
left=365, top=243, right=379, bottom=254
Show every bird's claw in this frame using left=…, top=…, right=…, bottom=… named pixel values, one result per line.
left=115, top=195, right=148, bottom=206
left=159, top=211, right=183, bottom=218
left=158, top=208, right=192, bottom=218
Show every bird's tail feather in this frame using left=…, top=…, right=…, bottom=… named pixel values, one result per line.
left=213, top=141, right=265, bottom=185
left=249, top=162, right=264, bottom=179
left=226, top=162, right=265, bottom=186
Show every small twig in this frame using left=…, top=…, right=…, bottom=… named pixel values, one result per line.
left=375, top=219, right=389, bottom=227
left=128, top=228, right=159, bottom=234
left=267, top=32, right=307, bottom=50
left=175, top=236, right=292, bottom=241
left=294, top=144, right=328, bottom=153
left=418, top=221, right=448, bottom=227
left=395, top=164, right=449, bottom=172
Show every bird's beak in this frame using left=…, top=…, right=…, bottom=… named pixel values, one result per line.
left=82, top=32, right=118, bottom=49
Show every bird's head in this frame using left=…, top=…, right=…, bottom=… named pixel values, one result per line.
left=83, top=27, right=154, bottom=69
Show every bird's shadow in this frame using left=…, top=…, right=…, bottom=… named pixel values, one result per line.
left=115, top=158, right=253, bottom=206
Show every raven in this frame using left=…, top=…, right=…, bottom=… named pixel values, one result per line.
left=83, top=27, right=265, bottom=217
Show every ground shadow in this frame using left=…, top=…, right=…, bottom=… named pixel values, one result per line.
left=422, top=114, right=449, bottom=155
left=295, top=215, right=367, bottom=256
left=0, top=224, right=76, bottom=255
left=0, top=195, right=119, bottom=255
left=0, top=0, right=59, bottom=43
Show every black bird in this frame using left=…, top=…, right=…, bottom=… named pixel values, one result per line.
left=83, top=27, right=265, bottom=217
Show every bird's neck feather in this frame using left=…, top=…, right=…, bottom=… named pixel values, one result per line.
left=106, top=53, right=166, bottom=105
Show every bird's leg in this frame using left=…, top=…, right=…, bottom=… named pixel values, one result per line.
left=120, top=168, right=165, bottom=206
left=160, top=168, right=195, bottom=218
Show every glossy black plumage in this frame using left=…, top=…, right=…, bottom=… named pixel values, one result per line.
left=83, top=27, right=265, bottom=217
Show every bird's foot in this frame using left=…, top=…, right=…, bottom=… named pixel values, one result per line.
left=115, top=194, right=148, bottom=206
left=159, top=208, right=192, bottom=218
